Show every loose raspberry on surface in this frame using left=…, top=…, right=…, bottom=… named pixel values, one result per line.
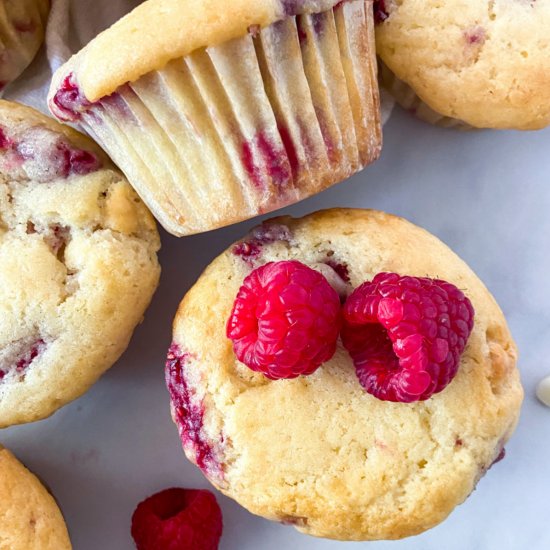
left=131, top=488, right=222, bottom=550
left=342, top=273, right=474, bottom=402
left=226, top=260, right=341, bottom=380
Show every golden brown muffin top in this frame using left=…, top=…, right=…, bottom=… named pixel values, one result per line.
left=169, top=208, right=523, bottom=540
left=0, top=445, right=72, bottom=550
left=50, top=0, right=342, bottom=102
left=376, top=0, right=550, bottom=130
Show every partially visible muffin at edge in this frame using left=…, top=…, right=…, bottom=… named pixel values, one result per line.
left=0, top=0, right=50, bottom=94
left=0, top=444, right=71, bottom=550
left=375, top=0, right=550, bottom=130
left=165, top=208, right=523, bottom=541
left=0, top=100, right=160, bottom=427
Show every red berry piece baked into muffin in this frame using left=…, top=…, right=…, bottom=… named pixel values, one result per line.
left=0, top=443, right=71, bottom=549
left=0, top=100, right=160, bottom=427
left=48, top=0, right=381, bottom=236
left=165, top=208, right=523, bottom=541
left=0, top=0, right=50, bottom=94
left=375, top=0, right=550, bottom=129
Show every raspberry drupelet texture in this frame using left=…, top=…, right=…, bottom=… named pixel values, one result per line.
left=227, top=261, right=341, bottom=380
left=131, top=488, right=223, bottom=550
left=342, top=273, right=474, bottom=402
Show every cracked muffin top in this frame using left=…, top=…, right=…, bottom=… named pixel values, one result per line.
left=166, top=208, right=523, bottom=540
left=0, top=444, right=71, bottom=550
left=375, top=0, right=550, bottom=129
left=0, top=100, right=160, bottom=427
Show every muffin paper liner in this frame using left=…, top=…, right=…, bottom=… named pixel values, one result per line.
left=379, top=60, right=474, bottom=131
left=0, top=0, right=49, bottom=94
left=75, top=0, right=381, bottom=236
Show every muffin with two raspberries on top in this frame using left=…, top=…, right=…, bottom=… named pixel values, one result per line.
left=166, top=208, right=522, bottom=541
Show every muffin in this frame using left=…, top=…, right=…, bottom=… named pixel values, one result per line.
left=375, top=0, right=550, bottom=130
left=0, top=100, right=160, bottom=427
left=165, top=208, right=523, bottom=541
left=48, top=0, right=382, bottom=237
left=0, top=444, right=71, bottom=550
left=0, top=0, right=50, bottom=94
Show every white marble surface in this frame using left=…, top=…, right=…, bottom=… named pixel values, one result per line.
left=2, top=106, right=549, bottom=549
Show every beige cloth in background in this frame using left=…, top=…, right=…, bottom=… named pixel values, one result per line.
left=5, top=0, right=394, bottom=121
left=4, top=0, right=141, bottom=113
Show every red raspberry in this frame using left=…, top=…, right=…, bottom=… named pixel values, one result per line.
left=131, top=488, right=222, bottom=550
left=226, top=260, right=341, bottom=379
left=342, top=273, right=474, bottom=402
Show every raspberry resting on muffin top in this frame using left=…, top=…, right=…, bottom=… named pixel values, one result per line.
left=226, top=260, right=342, bottom=380
left=226, top=262, right=474, bottom=402
left=342, top=272, right=474, bottom=402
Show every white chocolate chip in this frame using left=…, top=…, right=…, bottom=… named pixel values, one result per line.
left=536, top=376, right=550, bottom=407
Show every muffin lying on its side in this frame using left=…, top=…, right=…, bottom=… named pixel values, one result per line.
left=48, top=0, right=382, bottom=236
